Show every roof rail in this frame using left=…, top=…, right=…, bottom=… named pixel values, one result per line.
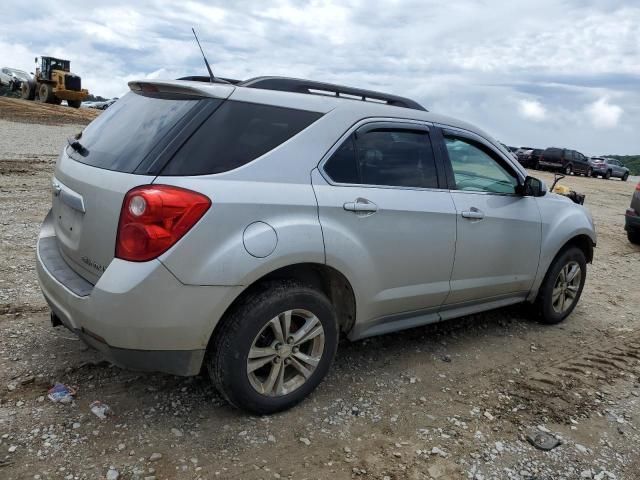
left=238, top=76, right=427, bottom=111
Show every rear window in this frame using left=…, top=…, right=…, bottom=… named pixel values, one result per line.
left=161, top=101, right=323, bottom=175
left=67, top=92, right=199, bottom=172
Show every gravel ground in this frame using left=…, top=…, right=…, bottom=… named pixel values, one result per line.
left=1, top=107, right=639, bottom=480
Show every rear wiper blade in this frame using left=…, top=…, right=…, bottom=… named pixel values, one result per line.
left=67, top=137, right=89, bottom=157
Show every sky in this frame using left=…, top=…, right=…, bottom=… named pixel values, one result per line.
left=2, top=0, right=639, bottom=154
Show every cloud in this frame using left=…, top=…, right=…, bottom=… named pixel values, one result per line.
left=518, top=99, right=547, bottom=122
left=586, top=97, right=623, bottom=128
left=0, top=0, right=639, bottom=153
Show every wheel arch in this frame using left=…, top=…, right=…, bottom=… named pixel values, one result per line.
left=208, top=263, right=357, bottom=349
left=528, top=231, right=595, bottom=302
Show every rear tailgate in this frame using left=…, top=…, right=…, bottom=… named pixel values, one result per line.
left=51, top=81, right=234, bottom=283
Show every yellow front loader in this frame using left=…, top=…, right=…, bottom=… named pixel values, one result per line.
left=21, top=56, right=89, bottom=108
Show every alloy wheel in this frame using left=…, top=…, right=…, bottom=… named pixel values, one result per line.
left=551, top=261, right=582, bottom=314
left=247, top=309, right=325, bottom=397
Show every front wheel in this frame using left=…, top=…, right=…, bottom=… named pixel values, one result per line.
left=208, top=280, right=339, bottom=414
left=38, top=83, right=54, bottom=103
left=604, top=170, right=611, bottom=179
left=534, top=247, right=586, bottom=324
left=622, top=172, right=629, bottom=182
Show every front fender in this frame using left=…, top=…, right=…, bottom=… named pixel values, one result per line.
left=527, top=194, right=596, bottom=301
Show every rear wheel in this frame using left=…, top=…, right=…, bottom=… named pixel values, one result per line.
left=38, top=83, right=54, bottom=103
left=604, top=170, right=611, bottom=179
left=534, top=247, right=586, bottom=324
left=586, top=167, right=592, bottom=177
left=564, top=164, right=573, bottom=175
left=67, top=99, right=81, bottom=109
left=207, top=280, right=339, bottom=414
left=622, top=172, right=629, bottom=182
left=21, top=82, right=35, bottom=100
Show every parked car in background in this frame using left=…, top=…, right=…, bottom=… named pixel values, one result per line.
left=499, top=142, right=519, bottom=161
left=36, top=76, right=596, bottom=414
left=539, top=148, right=591, bottom=176
left=0, top=67, right=31, bottom=91
left=82, top=98, right=118, bottom=110
left=626, top=182, right=640, bottom=244
left=589, top=157, right=630, bottom=181
left=90, top=98, right=118, bottom=110
left=517, top=148, right=544, bottom=169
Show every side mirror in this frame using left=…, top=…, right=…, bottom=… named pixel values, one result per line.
left=518, top=176, right=547, bottom=197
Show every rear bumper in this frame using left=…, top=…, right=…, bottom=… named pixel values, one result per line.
left=625, top=209, right=640, bottom=232
left=36, top=211, right=242, bottom=376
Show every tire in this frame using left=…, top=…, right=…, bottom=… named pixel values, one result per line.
left=38, top=83, right=54, bottom=103
left=207, top=280, right=339, bottom=414
left=564, top=164, right=573, bottom=175
left=622, top=172, right=629, bottom=182
left=586, top=167, right=592, bottom=177
left=604, top=170, right=611, bottom=179
left=534, top=161, right=541, bottom=170
left=67, top=99, right=81, bottom=109
left=628, top=229, right=640, bottom=245
left=534, top=247, right=587, bottom=325
left=21, top=82, right=35, bottom=100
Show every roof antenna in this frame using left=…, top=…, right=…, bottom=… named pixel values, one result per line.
left=192, top=28, right=215, bottom=83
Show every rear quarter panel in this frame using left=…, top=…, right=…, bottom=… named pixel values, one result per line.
left=155, top=177, right=325, bottom=287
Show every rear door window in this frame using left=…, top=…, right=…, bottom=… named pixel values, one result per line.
left=162, top=101, right=323, bottom=175
left=323, top=127, right=439, bottom=188
left=67, top=92, right=200, bottom=173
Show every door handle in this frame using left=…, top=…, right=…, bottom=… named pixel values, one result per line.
left=344, top=199, right=378, bottom=214
left=461, top=208, right=484, bottom=220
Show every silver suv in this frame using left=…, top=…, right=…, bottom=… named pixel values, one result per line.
left=36, top=77, right=596, bottom=414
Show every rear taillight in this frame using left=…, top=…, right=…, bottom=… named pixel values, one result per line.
left=115, top=185, right=211, bottom=262
left=636, top=182, right=640, bottom=192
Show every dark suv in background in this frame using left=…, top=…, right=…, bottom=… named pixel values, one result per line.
left=538, top=148, right=591, bottom=175
left=517, top=148, right=544, bottom=169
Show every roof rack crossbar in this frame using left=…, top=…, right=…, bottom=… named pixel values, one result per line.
left=238, top=76, right=427, bottom=111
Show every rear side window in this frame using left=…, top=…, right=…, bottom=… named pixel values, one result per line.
left=68, top=92, right=199, bottom=172
left=545, top=148, right=561, bottom=159
left=324, top=128, right=439, bottom=188
left=162, top=101, right=323, bottom=175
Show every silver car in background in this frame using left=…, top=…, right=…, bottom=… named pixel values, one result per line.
left=0, top=67, right=31, bottom=91
left=589, top=156, right=630, bottom=180
left=36, top=76, right=596, bottom=414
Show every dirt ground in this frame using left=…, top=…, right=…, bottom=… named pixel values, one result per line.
left=1, top=101, right=639, bottom=480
